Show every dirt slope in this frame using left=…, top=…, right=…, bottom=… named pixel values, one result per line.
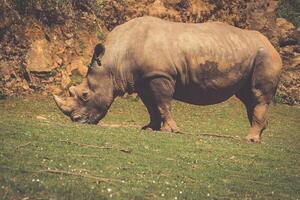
left=0, top=0, right=299, bottom=103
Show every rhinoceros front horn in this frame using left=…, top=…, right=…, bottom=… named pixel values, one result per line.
left=53, top=95, right=73, bottom=115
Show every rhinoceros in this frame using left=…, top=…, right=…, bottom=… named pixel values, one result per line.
left=54, top=16, right=282, bottom=143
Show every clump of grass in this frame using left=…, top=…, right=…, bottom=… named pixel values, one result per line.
left=273, top=89, right=296, bottom=105
left=96, top=30, right=106, bottom=41
left=0, top=90, right=5, bottom=99
left=70, top=70, right=84, bottom=85
left=79, top=42, right=86, bottom=54
left=277, top=0, right=300, bottom=27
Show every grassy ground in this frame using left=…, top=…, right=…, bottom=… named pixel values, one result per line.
left=0, top=95, right=299, bottom=200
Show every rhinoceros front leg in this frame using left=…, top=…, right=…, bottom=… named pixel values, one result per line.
left=139, top=92, right=162, bottom=131
left=138, top=77, right=179, bottom=133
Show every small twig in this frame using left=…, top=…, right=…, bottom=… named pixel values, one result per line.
left=39, top=169, right=115, bottom=184
left=100, top=123, right=141, bottom=128
left=60, top=140, right=132, bottom=153
left=60, top=139, right=112, bottom=149
left=175, top=131, right=241, bottom=140
left=1, top=166, right=116, bottom=184
left=228, top=175, right=269, bottom=185
left=72, top=154, right=102, bottom=158
left=16, top=142, right=31, bottom=149
left=197, top=133, right=241, bottom=140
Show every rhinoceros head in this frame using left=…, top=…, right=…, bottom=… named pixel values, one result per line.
left=54, top=44, right=114, bottom=124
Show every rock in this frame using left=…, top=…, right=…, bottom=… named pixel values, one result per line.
left=276, top=18, right=295, bottom=33
left=65, top=38, right=74, bottom=47
left=54, top=55, right=63, bottom=66
left=41, top=91, right=48, bottom=96
left=26, top=39, right=56, bottom=72
left=21, top=80, right=30, bottom=90
left=66, top=64, right=73, bottom=75
left=36, top=115, right=47, bottom=120
left=64, top=33, right=74, bottom=39
left=0, top=62, right=11, bottom=80
left=48, top=85, right=63, bottom=95
left=61, top=71, right=71, bottom=89
left=148, top=0, right=169, bottom=18
left=291, top=55, right=300, bottom=68
left=70, top=59, right=88, bottom=76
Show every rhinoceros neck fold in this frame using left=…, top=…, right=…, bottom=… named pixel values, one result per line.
left=110, top=68, right=135, bottom=97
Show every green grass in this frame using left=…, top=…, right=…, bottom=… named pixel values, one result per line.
left=0, top=95, right=300, bottom=199
left=278, top=0, right=300, bottom=27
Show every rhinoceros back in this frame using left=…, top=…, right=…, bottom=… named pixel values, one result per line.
left=101, top=17, right=281, bottom=104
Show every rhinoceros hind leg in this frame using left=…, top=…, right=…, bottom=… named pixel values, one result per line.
left=236, top=90, right=269, bottom=143
left=138, top=77, right=179, bottom=133
left=236, top=48, right=281, bottom=143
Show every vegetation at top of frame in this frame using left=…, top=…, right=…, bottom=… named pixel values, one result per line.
left=2, top=0, right=128, bottom=25
left=278, top=0, right=300, bottom=27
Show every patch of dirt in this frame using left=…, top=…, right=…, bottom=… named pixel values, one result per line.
left=0, top=0, right=299, bottom=103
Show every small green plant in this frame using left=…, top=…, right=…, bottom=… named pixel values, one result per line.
left=273, top=90, right=296, bottom=105
left=71, top=69, right=83, bottom=85
left=277, top=0, right=300, bottom=27
left=79, top=42, right=86, bottom=52
left=0, top=90, right=5, bottom=99
left=96, top=30, right=106, bottom=41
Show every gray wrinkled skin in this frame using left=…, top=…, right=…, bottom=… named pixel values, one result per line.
left=54, top=16, right=282, bottom=143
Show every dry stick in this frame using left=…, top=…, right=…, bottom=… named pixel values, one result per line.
left=1, top=166, right=116, bottom=184
left=39, top=169, right=116, bottom=184
left=60, top=139, right=113, bottom=149
left=197, top=133, right=241, bottom=140
left=176, top=131, right=241, bottom=140
left=59, top=140, right=132, bottom=153
left=229, top=175, right=269, bottom=185
left=72, top=154, right=102, bottom=158
left=16, top=142, right=31, bottom=149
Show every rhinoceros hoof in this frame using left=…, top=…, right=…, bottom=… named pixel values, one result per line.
left=245, top=134, right=261, bottom=143
left=142, top=124, right=160, bottom=131
left=161, top=124, right=179, bottom=133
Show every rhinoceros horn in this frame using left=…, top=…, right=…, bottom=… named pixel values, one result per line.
left=53, top=95, right=73, bottom=115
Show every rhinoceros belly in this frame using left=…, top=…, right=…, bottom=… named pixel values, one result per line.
left=173, top=60, right=252, bottom=105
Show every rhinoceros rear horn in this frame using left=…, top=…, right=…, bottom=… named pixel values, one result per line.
left=90, top=43, right=105, bottom=68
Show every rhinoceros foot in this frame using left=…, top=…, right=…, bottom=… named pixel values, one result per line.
left=245, top=134, right=261, bottom=143
left=160, top=121, right=179, bottom=133
left=142, top=123, right=161, bottom=131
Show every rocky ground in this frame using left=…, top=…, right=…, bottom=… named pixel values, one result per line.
left=0, top=0, right=299, bottom=104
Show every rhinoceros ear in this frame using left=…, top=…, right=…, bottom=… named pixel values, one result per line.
left=90, top=43, right=105, bottom=68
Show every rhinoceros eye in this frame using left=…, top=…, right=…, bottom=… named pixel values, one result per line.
left=96, top=58, right=102, bottom=66
left=80, top=91, right=89, bottom=102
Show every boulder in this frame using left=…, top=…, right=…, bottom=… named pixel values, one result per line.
left=26, top=39, right=56, bottom=72
left=0, top=62, right=11, bottom=80
left=276, top=18, right=295, bottom=34
left=61, top=71, right=71, bottom=89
